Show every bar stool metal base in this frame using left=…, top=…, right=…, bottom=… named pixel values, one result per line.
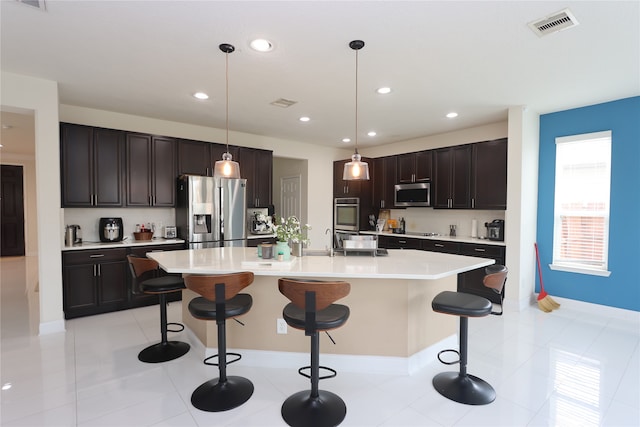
left=138, top=341, right=190, bottom=363
left=281, top=390, right=347, bottom=427
left=432, top=372, right=496, bottom=405
left=191, top=376, right=254, bottom=412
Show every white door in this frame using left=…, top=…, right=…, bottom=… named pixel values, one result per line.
left=280, top=175, right=301, bottom=220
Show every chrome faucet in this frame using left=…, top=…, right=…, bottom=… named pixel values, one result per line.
left=325, top=228, right=335, bottom=257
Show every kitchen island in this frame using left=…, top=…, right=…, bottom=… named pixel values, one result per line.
left=148, top=247, right=494, bottom=373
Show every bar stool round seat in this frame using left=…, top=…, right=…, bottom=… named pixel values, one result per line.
left=432, top=290, right=494, bottom=405
left=184, top=272, right=254, bottom=413
left=127, top=255, right=190, bottom=364
left=279, top=278, right=350, bottom=427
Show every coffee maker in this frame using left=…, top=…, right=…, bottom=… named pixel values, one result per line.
left=99, top=217, right=124, bottom=242
left=485, top=219, right=505, bottom=241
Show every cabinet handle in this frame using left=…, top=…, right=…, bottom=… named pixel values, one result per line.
left=151, top=250, right=164, bottom=252
left=435, top=243, right=444, bottom=248
left=381, top=200, right=385, bottom=208
left=93, top=264, right=97, bottom=276
left=89, top=254, right=105, bottom=258
left=472, top=198, right=475, bottom=209
left=474, top=248, right=486, bottom=252
left=399, top=240, right=407, bottom=244
left=97, top=264, right=101, bottom=276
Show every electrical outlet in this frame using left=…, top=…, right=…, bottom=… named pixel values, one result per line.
left=277, top=318, right=287, bottom=334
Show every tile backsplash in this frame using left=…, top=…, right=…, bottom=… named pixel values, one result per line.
left=63, top=208, right=176, bottom=243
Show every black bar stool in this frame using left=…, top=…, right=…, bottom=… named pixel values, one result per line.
left=184, top=272, right=254, bottom=412
left=431, top=290, right=494, bottom=405
left=127, top=255, right=190, bottom=363
left=278, top=278, right=351, bottom=427
left=483, top=265, right=508, bottom=315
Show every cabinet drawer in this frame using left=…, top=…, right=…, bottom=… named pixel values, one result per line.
left=421, top=240, right=460, bottom=254
left=458, top=243, right=505, bottom=259
left=378, top=235, right=421, bottom=249
left=63, top=248, right=127, bottom=265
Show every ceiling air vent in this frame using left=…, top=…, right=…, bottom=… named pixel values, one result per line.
left=270, top=98, right=297, bottom=108
left=15, top=0, right=47, bottom=10
left=528, top=8, right=579, bottom=37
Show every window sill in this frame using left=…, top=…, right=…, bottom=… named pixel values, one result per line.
left=549, top=264, right=611, bottom=277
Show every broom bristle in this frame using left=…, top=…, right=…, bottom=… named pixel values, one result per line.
left=538, top=296, right=558, bottom=312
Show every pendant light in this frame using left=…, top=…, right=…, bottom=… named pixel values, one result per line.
left=343, top=39, right=370, bottom=181
left=213, top=43, right=241, bottom=179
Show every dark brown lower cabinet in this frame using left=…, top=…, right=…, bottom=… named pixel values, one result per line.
left=377, top=235, right=506, bottom=305
left=246, top=237, right=276, bottom=247
left=62, top=243, right=185, bottom=319
left=457, top=243, right=506, bottom=304
left=63, top=248, right=129, bottom=319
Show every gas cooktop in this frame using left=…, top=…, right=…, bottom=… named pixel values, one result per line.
left=405, top=232, right=442, bottom=237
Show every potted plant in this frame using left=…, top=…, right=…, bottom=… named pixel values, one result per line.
left=272, top=215, right=311, bottom=259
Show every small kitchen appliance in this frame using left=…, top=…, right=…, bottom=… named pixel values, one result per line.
left=485, top=219, right=505, bottom=241
left=99, top=217, right=123, bottom=242
left=65, top=224, right=82, bottom=246
left=163, top=225, right=177, bottom=239
left=247, top=207, right=271, bottom=234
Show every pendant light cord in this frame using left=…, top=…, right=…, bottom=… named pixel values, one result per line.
left=225, top=49, right=230, bottom=152
left=355, top=47, right=359, bottom=155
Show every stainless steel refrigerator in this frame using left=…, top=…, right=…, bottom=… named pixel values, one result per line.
left=176, top=175, right=247, bottom=249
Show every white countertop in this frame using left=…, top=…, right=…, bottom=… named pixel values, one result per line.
left=147, top=246, right=494, bottom=280
left=62, top=238, right=185, bottom=251
left=360, top=230, right=506, bottom=246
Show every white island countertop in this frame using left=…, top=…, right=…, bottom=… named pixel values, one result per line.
left=148, top=246, right=494, bottom=280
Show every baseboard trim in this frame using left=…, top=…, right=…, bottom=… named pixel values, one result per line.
left=39, top=319, right=65, bottom=335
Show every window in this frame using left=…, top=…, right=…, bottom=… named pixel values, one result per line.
left=551, top=131, right=612, bottom=276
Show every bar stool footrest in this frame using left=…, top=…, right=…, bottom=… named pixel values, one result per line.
left=166, top=322, right=185, bottom=333
left=297, top=365, right=337, bottom=380
left=204, top=352, right=242, bottom=367
left=437, top=349, right=460, bottom=365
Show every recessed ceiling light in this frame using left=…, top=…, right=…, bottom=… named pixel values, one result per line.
left=1, top=382, right=11, bottom=390
left=446, top=112, right=458, bottom=118
left=376, top=87, right=392, bottom=94
left=193, top=92, right=209, bottom=100
left=342, top=138, right=351, bottom=143
left=299, top=116, right=310, bottom=122
left=250, top=39, right=273, bottom=52
left=367, top=131, right=377, bottom=137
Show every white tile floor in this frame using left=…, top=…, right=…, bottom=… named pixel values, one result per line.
left=1, top=256, right=639, bottom=426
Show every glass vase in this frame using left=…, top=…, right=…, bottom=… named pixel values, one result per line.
left=276, top=241, right=291, bottom=261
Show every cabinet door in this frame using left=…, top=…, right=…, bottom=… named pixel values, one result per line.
left=238, top=147, right=257, bottom=206
left=63, top=263, right=98, bottom=317
left=432, top=148, right=452, bottom=208
left=414, top=150, right=432, bottom=182
left=61, top=123, right=94, bottom=206
left=457, top=243, right=506, bottom=304
left=397, top=153, right=415, bottom=183
left=126, top=133, right=152, bottom=206
left=451, top=145, right=472, bottom=209
left=254, top=149, right=273, bottom=207
left=472, top=138, right=507, bottom=210
left=383, top=156, right=397, bottom=209
left=333, top=159, right=361, bottom=197
left=98, top=260, right=128, bottom=307
left=433, top=146, right=471, bottom=209
left=177, top=139, right=211, bottom=176
left=151, top=136, right=177, bottom=207
left=94, top=128, right=125, bottom=206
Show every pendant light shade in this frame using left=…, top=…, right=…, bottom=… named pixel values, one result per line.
left=343, top=39, right=370, bottom=181
left=213, top=43, right=241, bottom=179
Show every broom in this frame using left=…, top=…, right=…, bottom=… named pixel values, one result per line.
left=534, top=242, right=561, bottom=312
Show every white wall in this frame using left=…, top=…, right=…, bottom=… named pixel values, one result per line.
left=1, top=71, right=63, bottom=333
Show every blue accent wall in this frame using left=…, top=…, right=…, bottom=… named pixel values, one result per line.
left=538, top=96, right=640, bottom=311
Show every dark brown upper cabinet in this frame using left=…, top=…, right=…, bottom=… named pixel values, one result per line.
left=238, top=147, right=273, bottom=208
left=125, top=133, right=176, bottom=207
left=177, top=138, right=211, bottom=176
left=471, top=138, right=508, bottom=210
left=397, top=150, right=432, bottom=183
left=61, top=123, right=124, bottom=207
left=372, top=156, right=398, bottom=209
left=433, top=145, right=472, bottom=209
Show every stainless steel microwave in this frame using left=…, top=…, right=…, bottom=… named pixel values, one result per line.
left=394, top=182, right=431, bottom=207
left=334, top=197, right=359, bottom=231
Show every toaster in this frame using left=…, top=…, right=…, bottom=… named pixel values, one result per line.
left=164, top=226, right=177, bottom=239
